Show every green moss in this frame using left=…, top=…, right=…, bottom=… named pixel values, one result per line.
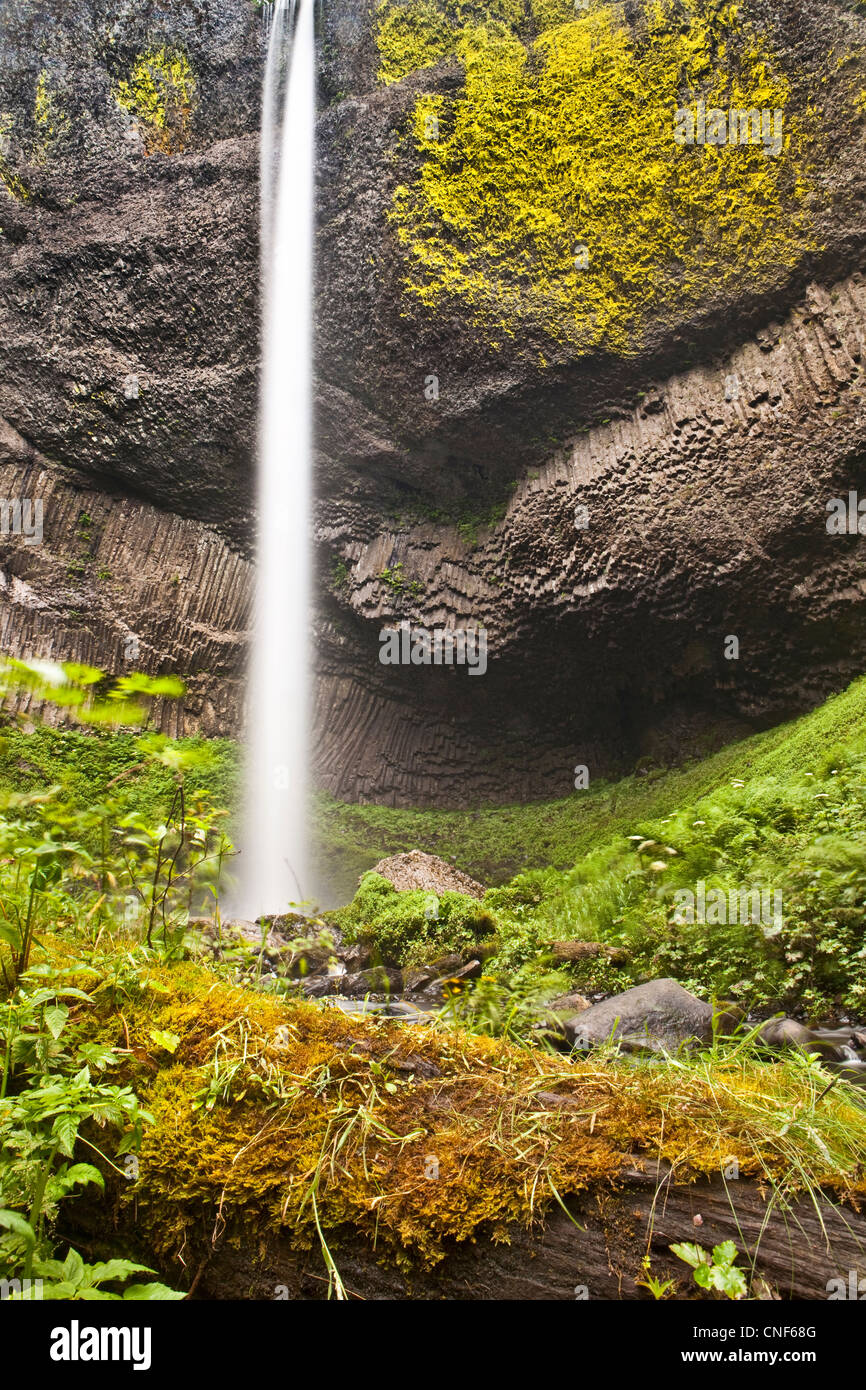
left=334, top=871, right=498, bottom=964
left=113, top=47, right=197, bottom=155
left=385, top=0, right=815, bottom=352
left=319, top=675, right=866, bottom=1013
left=0, top=724, right=238, bottom=842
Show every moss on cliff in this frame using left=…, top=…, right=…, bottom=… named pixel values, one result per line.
left=33, top=70, right=69, bottom=155
left=0, top=112, right=29, bottom=202
left=113, top=47, right=197, bottom=155
left=377, top=0, right=457, bottom=83
left=384, top=0, right=816, bottom=352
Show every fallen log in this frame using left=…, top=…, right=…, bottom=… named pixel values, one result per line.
left=188, top=1168, right=865, bottom=1301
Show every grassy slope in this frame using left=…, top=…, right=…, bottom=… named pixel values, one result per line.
left=315, top=675, right=866, bottom=897
left=3, top=674, right=866, bottom=902
left=328, top=677, right=866, bottom=1017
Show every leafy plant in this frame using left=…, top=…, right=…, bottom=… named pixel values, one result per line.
left=670, top=1240, right=748, bottom=1299
left=27, top=1246, right=184, bottom=1300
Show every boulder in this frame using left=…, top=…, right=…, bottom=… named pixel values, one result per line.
left=564, top=978, right=714, bottom=1053
left=425, top=953, right=466, bottom=978
left=339, top=966, right=403, bottom=999
left=758, top=1019, right=866, bottom=1064
left=369, top=852, right=485, bottom=901
left=547, top=992, right=592, bottom=1017
left=757, top=1018, right=817, bottom=1051
left=402, top=965, right=439, bottom=995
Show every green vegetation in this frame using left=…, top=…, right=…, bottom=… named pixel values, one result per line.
left=670, top=1239, right=748, bottom=1299
left=0, top=724, right=237, bottom=841
left=383, top=0, right=815, bottom=351
left=377, top=561, right=424, bottom=598
left=335, top=871, right=498, bottom=965
left=0, top=659, right=225, bottom=1300
left=1, top=657, right=865, bottom=1296
left=15, top=939, right=866, bottom=1292
left=11, top=661, right=866, bottom=1017
left=325, top=676, right=866, bottom=1016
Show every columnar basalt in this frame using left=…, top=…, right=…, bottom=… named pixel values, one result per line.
left=317, top=272, right=866, bottom=803
left=2, top=0, right=866, bottom=806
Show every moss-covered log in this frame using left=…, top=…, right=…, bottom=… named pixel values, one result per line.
left=58, top=947, right=866, bottom=1301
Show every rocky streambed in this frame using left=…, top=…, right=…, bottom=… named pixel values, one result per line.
left=193, top=851, right=866, bottom=1087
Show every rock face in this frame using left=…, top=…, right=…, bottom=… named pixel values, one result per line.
left=2, top=0, right=866, bottom=802
left=564, top=978, right=715, bottom=1052
left=0, top=420, right=248, bottom=735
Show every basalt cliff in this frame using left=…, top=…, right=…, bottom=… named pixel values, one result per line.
left=2, top=0, right=866, bottom=805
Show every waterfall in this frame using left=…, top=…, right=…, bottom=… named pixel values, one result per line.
left=235, top=0, right=315, bottom=920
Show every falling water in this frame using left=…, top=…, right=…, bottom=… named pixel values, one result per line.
left=236, top=0, right=315, bottom=919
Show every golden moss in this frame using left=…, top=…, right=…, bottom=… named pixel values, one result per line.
left=57, top=946, right=866, bottom=1279
left=33, top=70, right=69, bottom=153
left=113, top=47, right=196, bottom=155
left=376, top=0, right=457, bottom=84
left=0, top=112, right=28, bottom=202
left=385, top=0, right=816, bottom=353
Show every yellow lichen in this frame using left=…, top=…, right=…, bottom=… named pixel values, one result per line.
left=32, top=70, right=70, bottom=161
left=113, top=47, right=197, bottom=155
left=0, top=112, right=28, bottom=202
left=385, top=0, right=816, bottom=354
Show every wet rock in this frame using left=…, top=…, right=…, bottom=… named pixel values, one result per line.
left=403, top=965, right=439, bottom=994
left=300, top=974, right=341, bottom=999
left=758, top=1019, right=866, bottom=1064
left=339, top=966, right=403, bottom=998
left=283, top=940, right=337, bottom=979
left=263, top=911, right=308, bottom=934
left=370, top=851, right=485, bottom=900
left=437, top=960, right=482, bottom=985
left=339, top=942, right=373, bottom=971
left=426, top=953, right=465, bottom=978
left=565, top=978, right=714, bottom=1053
left=410, top=959, right=483, bottom=1007
left=758, top=1018, right=817, bottom=1050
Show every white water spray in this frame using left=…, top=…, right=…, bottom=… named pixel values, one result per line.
left=236, top=0, right=315, bottom=919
